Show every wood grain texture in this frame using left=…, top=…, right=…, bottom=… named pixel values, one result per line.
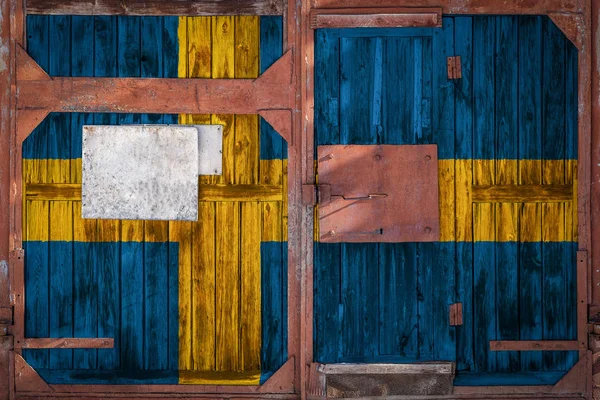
left=472, top=184, right=573, bottom=203
left=26, top=0, right=284, bottom=15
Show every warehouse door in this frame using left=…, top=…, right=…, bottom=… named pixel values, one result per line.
left=313, top=27, right=455, bottom=363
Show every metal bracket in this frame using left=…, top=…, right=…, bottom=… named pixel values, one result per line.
left=447, top=56, right=462, bottom=79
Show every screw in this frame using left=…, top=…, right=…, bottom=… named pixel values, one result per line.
left=425, top=227, right=432, bottom=233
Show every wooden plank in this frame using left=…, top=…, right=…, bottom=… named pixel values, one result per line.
left=191, top=203, right=216, bottom=372
left=240, top=202, right=261, bottom=371
left=26, top=0, right=284, bottom=15
left=472, top=184, right=573, bottom=203
left=22, top=338, right=114, bottom=349
left=311, top=0, right=581, bottom=14
left=310, top=10, right=442, bottom=29
left=322, top=362, right=454, bottom=375
left=215, top=202, right=240, bottom=372
left=25, top=183, right=283, bottom=202
left=490, top=340, right=579, bottom=351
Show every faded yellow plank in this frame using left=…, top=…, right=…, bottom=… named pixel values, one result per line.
left=234, top=115, right=260, bottom=185
left=121, top=220, right=144, bottom=242
left=48, top=159, right=72, bottom=242
left=282, top=159, right=288, bottom=241
left=179, top=370, right=260, bottom=385
left=97, top=218, right=120, bottom=242
left=261, top=159, right=283, bottom=242
left=519, top=160, right=542, bottom=242
left=192, top=203, right=216, bottom=371
left=71, top=158, right=82, bottom=184
left=473, top=159, right=495, bottom=242
left=169, top=220, right=193, bottom=372
left=144, top=220, right=168, bottom=243
left=72, top=201, right=96, bottom=242
left=495, top=160, right=518, bottom=242
left=542, top=160, right=566, bottom=242
left=240, top=202, right=261, bottom=371
left=25, top=159, right=49, bottom=242
left=438, top=159, right=455, bottom=242
left=455, top=159, right=473, bottom=242
left=568, top=160, right=578, bottom=242
left=215, top=202, right=240, bottom=371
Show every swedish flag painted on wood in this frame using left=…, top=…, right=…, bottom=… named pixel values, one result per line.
left=314, top=16, right=578, bottom=386
left=22, top=15, right=287, bottom=385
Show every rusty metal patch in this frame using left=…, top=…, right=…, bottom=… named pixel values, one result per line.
left=317, top=144, right=439, bottom=243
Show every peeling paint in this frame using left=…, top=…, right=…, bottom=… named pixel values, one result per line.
left=0, top=260, right=7, bottom=278
left=0, top=39, right=8, bottom=74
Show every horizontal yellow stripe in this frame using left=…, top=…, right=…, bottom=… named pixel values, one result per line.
left=178, top=370, right=260, bottom=385
left=315, top=159, right=577, bottom=243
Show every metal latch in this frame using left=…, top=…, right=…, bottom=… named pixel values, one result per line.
left=303, top=184, right=388, bottom=207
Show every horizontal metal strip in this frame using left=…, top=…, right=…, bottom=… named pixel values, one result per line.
left=489, top=340, right=580, bottom=352
left=21, top=338, right=114, bottom=349
left=25, top=0, right=284, bottom=15
left=472, top=184, right=573, bottom=203
left=25, top=183, right=284, bottom=202
left=320, top=362, right=455, bottom=375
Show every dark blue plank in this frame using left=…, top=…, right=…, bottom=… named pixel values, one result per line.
left=313, top=242, right=341, bottom=363
left=24, top=241, right=49, bottom=369
left=260, top=16, right=285, bottom=160
left=381, top=37, right=414, bottom=144
left=48, top=241, right=73, bottom=369
left=431, top=17, right=454, bottom=158
left=117, top=17, right=142, bottom=128
left=565, top=39, right=578, bottom=160
left=144, top=240, right=169, bottom=370
left=378, top=244, right=417, bottom=357
left=454, top=17, right=473, bottom=160
left=494, top=17, right=519, bottom=373
left=324, top=27, right=434, bottom=38
left=454, top=371, right=566, bottom=386
left=340, top=243, right=379, bottom=359
left=35, top=369, right=178, bottom=384
left=73, top=242, right=98, bottom=369
left=120, top=242, right=144, bottom=370
left=455, top=242, right=474, bottom=371
left=167, top=242, right=179, bottom=372
left=163, top=16, right=180, bottom=124
left=261, top=242, right=287, bottom=374
left=519, top=242, right=543, bottom=372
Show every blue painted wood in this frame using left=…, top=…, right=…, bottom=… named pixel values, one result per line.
left=35, top=368, right=178, bottom=385
left=73, top=243, right=98, bottom=369
left=495, top=17, right=519, bottom=373
left=472, top=17, right=497, bottom=373
left=260, top=16, right=286, bottom=160
left=455, top=242, right=474, bottom=371
left=144, top=238, right=169, bottom=370
left=261, top=242, right=287, bottom=375
left=120, top=242, right=144, bottom=370
left=454, top=371, right=567, bottom=386
left=518, top=16, right=543, bottom=373
left=378, top=244, right=417, bottom=356
left=431, top=17, right=454, bottom=157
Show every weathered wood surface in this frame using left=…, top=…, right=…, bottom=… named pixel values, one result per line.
left=321, top=362, right=454, bottom=375
left=25, top=0, right=284, bottom=15
left=25, top=183, right=284, bottom=202
left=310, top=8, right=442, bottom=29
left=472, top=184, right=573, bottom=203
left=489, top=340, right=579, bottom=351
left=312, top=0, right=582, bottom=14
left=21, top=338, right=114, bottom=349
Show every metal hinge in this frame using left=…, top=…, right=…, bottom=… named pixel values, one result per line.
left=447, top=56, right=462, bottom=79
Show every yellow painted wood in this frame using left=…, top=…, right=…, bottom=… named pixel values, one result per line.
left=215, top=202, right=240, bottom=372
left=519, top=160, right=542, bottom=242
left=567, top=160, right=578, bottom=242
left=438, top=159, right=455, bottom=242
left=472, top=184, right=573, bottom=203
left=48, top=159, right=72, bottom=242
left=455, top=159, right=473, bottom=242
left=192, top=203, right=216, bottom=371
left=282, top=160, right=288, bottom=241
left=24, top=159, right=49, bottom=242
left=542, top=160, right=566, bottom=242
left=179, top=370, right=260, bottom=385
left=240, top=201, right=261, bottom=371
left=473, top=159, right=495, bottom=242
left=261, top=159, right=283, bottom=242
left=495, top=160, right=518, bottom=242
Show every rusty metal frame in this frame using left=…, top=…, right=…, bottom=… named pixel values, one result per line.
left=0, top=0, right=596, bottom=400
left=300, top=1, right=593, bottom=400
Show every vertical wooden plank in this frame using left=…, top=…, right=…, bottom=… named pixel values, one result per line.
left=241, top=202, right=261, bottom=371
left=472, top=16, right=496, bottom=373
left=191, top=203, right=216, bottom=371
left=312, top=29, right=340, bottom=362
left=339, top=36, right=379, bottom=360
left=143, top=221, right=169, bottom=371
left=542, top=18, right=567, bottom=371
left=454, top=16, right=474, bottom=372
left=185, top=17, right=212, bottom=134
left=22, top=15, right=50, bottom=370
left=46, top=15, right=73, bottom=371
left=378, top=244, right=417, bottom=357
left=215, top=204, right=240, bottom=371
left=71, top=15, right=97, bottom=370
left=429, top=18, right=455, bottom=362
left=518, top=16, right=543, bottom=373
left=261, top=241, right=286, bottom=371
left=93, top=15, right=120, bottom=371
left=211, top=14, right=240, bottom=373
left=495, top=16, right=519, bottom=373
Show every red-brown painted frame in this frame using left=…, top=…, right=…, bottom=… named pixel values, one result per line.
left=0, top=0, right=596, bottom=400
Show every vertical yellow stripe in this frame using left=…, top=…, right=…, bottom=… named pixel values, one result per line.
left=542, top=160, right=566, bottom=242
left=519, top=160, right=542, bottom=242
left=495, top=160, right=518, bottom=242
left=455, top=159, right=473, bottom=242
left=438, top=159, right=456, bottom=242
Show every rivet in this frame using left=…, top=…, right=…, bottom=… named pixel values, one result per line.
left=374, top=155, right=381, bottom=161
left=425, top=155, right=432, bottom=161
left=425, top=227, right=432, bottom=233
